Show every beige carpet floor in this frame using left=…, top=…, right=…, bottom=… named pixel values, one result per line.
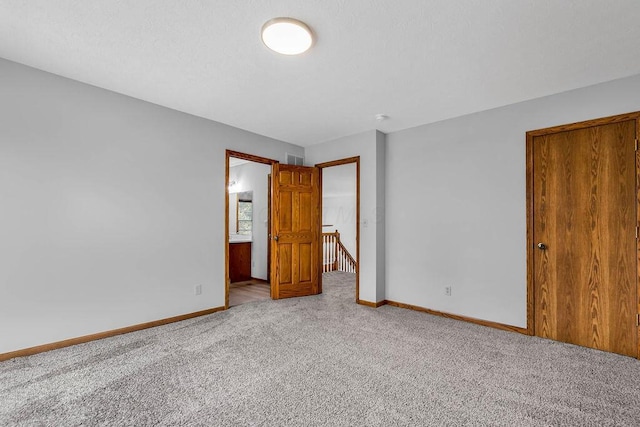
left=1, top=272, right=640, bottom=426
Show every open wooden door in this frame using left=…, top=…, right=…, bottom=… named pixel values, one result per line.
left=271, top=163, right=321, bottom=299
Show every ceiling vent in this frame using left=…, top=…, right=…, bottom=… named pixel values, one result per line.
left=285, top=153, right=304, bottom=166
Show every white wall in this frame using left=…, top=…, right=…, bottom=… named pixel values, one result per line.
left=4, top=55, right=638, bottom=355
left=306, top=130, right=386, bottom=303
left=322, top=196, right=356, bottom=255
left=322, top=162, right=357, bottom=256
left=0, top=58, right=303, bottom=354
left=375, top=131, right=386, bottom=303
left=228, top=161, right=271, bottom=280
left=385, top=73, right=640, bottom=328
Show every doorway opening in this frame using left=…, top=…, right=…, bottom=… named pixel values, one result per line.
left=226, top=150, right=275, bottom=308
left=317, top=157, right=360, bottom=302
left=226, top=150, right=349, bottom=307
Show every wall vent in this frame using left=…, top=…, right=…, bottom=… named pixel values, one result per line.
left=285, top=153, right=304, bottom=166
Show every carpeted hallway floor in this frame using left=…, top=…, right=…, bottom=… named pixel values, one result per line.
left=1, top=272, right=640, bottom=426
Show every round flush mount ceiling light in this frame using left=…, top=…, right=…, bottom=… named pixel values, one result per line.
left=261, top=18, right=313, bottom=55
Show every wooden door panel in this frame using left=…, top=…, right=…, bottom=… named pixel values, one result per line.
left=291, top=244, right=300, bottom=285
left=272, top=164, right=320, bottom=299
left=299, top=243, right=312, bottom=282
left=279, top=170, right=293, bottom=185
left=278, top=243, right=292, bottom=285
left=279, top=192, right=293, bottom=232
left=299, top=192, right=312, bottom=231
left=299, top=171, right=311, bottom=186
left=533, top=120, right=637, bottom=357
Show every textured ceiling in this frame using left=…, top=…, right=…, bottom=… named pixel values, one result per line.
left=1, top=1, right=640, bottom=146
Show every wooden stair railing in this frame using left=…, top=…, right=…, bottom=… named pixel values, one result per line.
left=322, top=230, right=357, bottom=273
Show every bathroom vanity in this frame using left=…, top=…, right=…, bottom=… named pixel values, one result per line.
left=229, top=240, right=251, bottom=283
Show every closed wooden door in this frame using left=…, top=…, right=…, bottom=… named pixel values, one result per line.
left=271, top=164, right=320, bottom=299
left=531, top=119, right=638, bottom=357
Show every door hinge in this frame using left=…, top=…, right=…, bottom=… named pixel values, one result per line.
left=637, top=313, right=640, bottom=327
left=636, top=139, right=639, bottom=151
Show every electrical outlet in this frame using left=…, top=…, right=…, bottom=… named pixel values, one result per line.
left=195, top=285, right=202, bottom=296
left=445, top=286, right=452, bottom=296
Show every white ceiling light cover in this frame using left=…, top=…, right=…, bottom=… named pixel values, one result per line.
left=261, top=17, right=313, bottom=55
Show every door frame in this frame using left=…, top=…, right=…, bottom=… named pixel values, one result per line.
left=316, top=156, right=361, bottom=303
left=225, top=150, right=277, bottom=309
left=525, top=111, right=640, bottom=357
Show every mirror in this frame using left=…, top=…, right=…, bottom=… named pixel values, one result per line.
left=229, top=191, right=253, bottom=238
left=237, top=191, right=252, bottom=236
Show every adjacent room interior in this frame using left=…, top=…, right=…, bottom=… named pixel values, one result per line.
left=227, top=156, right=272, bottom=307
left=319, top=159, right=359, bottom=299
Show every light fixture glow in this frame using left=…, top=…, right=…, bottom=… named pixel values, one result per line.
left=261, top=18, right=313, bottom=55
